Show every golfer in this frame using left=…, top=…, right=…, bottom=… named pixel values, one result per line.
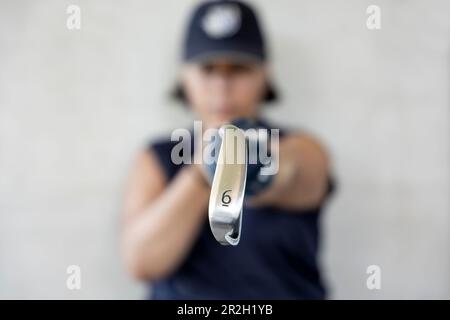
left=121, top=0, right=335, bottom=299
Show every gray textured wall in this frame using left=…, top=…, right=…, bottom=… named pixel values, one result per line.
left=0, top=0, right=448, bottom=299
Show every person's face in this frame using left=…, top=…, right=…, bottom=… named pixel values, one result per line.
left=181, top=59, right=267, bottom=129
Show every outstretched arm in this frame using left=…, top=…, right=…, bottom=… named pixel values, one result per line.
left=248, top=133, right=331, bottom=210
left=121, top=150, right=209, bottom=281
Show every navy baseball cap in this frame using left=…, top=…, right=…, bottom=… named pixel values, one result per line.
left=182, top=0, right=267, bottom=63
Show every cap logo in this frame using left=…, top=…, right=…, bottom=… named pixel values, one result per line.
left=202, top=4, right=241, bottom=39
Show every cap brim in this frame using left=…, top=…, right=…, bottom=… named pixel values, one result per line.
left=185, top=50, right=264, bottom=64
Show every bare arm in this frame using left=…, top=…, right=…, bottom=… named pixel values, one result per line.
left=249, top=133, right=331, bottom=210
left=121, top=149, right=210, bottom=281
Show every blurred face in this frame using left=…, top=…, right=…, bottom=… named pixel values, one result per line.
left=181, top=59, right=267, bottom=129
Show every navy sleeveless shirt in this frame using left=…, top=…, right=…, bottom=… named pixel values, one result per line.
left=147, top=119, right=335, bottom=299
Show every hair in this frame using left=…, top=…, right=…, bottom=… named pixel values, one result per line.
left=171, top=81, right=279, bottom=106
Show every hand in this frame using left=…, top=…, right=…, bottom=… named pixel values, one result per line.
left=200, top=117, right=278, bottom=196
left=233, top=118, right=276, bottom=197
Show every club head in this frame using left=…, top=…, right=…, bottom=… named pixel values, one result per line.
left=208, top=124, right=247, bottom=246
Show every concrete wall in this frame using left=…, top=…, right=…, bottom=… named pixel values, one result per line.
left=0, top=0, right=448, bottom=299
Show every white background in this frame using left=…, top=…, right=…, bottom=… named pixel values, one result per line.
left=0, top=0, right=448, bottom=299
